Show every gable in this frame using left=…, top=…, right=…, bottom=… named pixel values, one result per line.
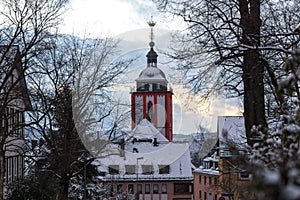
left=0, top=45, right=32, bottom=111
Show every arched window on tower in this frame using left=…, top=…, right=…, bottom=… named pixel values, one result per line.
left=146, top=101, right=153, bottom=122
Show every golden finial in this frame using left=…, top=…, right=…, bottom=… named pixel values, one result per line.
left=148, top=16, right=156, bottom=47
left=148, top=16, right=156, bottom=27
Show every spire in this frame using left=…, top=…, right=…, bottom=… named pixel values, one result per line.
left=147, top=16, right=158, bottom=67
left=148, top=16, right=156, bottom=47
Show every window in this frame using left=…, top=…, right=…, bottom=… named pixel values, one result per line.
left=137, top=184, right=142, bottom=194
left=18, top=156, right=23, bottom=179
left=147, top=101, right=153, bottom=122
left=238, top=161, right=251, bottom=180
left=156, top=83, right=160, bottom=90
left=109, top=165, right=119, bottom=174
left=208, top=193, right=213, bottom=200
left=10, top=108, right=15, bottom=134
left=162, top=184, right=167, bottom=193
left=145, top=184, right=150, bottom=194
left=204, top=176, right=207, bottom=185
left=173, top=183, right=193, bottom=194
left=125, top=165, right=136, bottom=174
left=13, top=156, right=17, bottom=180
left=199, top=190, right=202, bottom=198
left=142, top=165, right=153, bottom=174
left=204, top=192, right=207, bottom=200
left=109, top=184, right=114, bottom=196
left=117, top=184, right=123, bottom=194
left=209, top=177, right=212, bottom=185
left=6, top=157, right=15, bottom=183
left=128, top=184, right=134, bottom=194
left=239, top=171, right=251, bottom=179
left=199, top=175, right=201, bottom=184
left=159, top=165, right=170, bottom=174
left=153, top=184, right=158, bottom=194
left=214, top=177, right=218, bottom=185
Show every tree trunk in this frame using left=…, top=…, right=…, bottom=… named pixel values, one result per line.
left=57, top=174, right=70, bottom=200
left=0, top=147, right=5, bottom=200
left=239, top=0, right=267, bottom=146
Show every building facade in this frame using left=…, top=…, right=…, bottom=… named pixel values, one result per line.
left=217, top=116, right=252, bottom=200
left=193, top=152, right=219, bottom=200
left=97, top=119, right=193, bottom=200
left=0, top=45, right=31, bottom=195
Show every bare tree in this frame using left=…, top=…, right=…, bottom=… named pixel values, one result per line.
left=0, top=0, right=68, bottom=198
left=25, top=34, right=130, bottom=200
left=153, top=0, right=300, bottom=146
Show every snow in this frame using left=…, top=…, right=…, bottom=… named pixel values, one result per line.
left=129, top=119, right=168, bottom=141
left=203, top=152, right=218, bottom=162
left=218, top=116, right=247, bottom=157
left=283, top=184, right=300, bottom=199
left=95, top=119, right=193, bottom=181
left=263, top=170, right=280, bottom=185
left=193, top=151, right=219, bottom=176
left=193, top=167, right=219, bottom=176
left=136, top=66, right=168, bottom=82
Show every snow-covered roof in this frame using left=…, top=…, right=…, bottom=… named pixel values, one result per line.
left=94, top=119, right=193, bottom=181
left=130, top=119, right=168, bottom=141
left=96, top=143, right=193, bottom=180
left=198, top=134, right=218, bottom=159
left=203, top=152, right=218, bottom=162
left=193, top=151, right=219, bottom=176
left=193, top=166, right=219, bottom=176
left=0, top=45, right=32, bottom=110
left=218, top=116, right=247, bottom=157
left=173, top=134, right=194, bottom=142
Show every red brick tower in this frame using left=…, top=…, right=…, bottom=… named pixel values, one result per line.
left=131, top=19, right=173, bottom=141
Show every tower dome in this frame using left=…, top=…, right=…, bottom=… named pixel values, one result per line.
left=137, top=66, right=167, bottom=82
left=136, top=65, right=168, bottom=91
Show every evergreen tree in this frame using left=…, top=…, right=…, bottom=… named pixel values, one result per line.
left=251, top=49, right=300, bottom=200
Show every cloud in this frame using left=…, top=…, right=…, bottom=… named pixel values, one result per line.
left=61, top=0, right=184, bottom=37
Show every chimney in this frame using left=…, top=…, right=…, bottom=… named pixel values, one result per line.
left=120, top=138, right=125, bottom=157
left=153, top=138, right=158, bottom=146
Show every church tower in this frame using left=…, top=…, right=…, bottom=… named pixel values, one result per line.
left=131, top=18, right=173, bottom=141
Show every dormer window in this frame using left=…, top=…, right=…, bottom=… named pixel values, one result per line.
left=142, top=165, right=154, bottom=174
left=125, top=165, right=136, bottom=175
left=109, top=165, right=119, bottom=175
left=159, top=165, right=170, bottom=174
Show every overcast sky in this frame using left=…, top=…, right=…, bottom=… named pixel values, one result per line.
left=60, top=0, right=184, bottom=37
left=62, top=0, right=243, bottom=135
